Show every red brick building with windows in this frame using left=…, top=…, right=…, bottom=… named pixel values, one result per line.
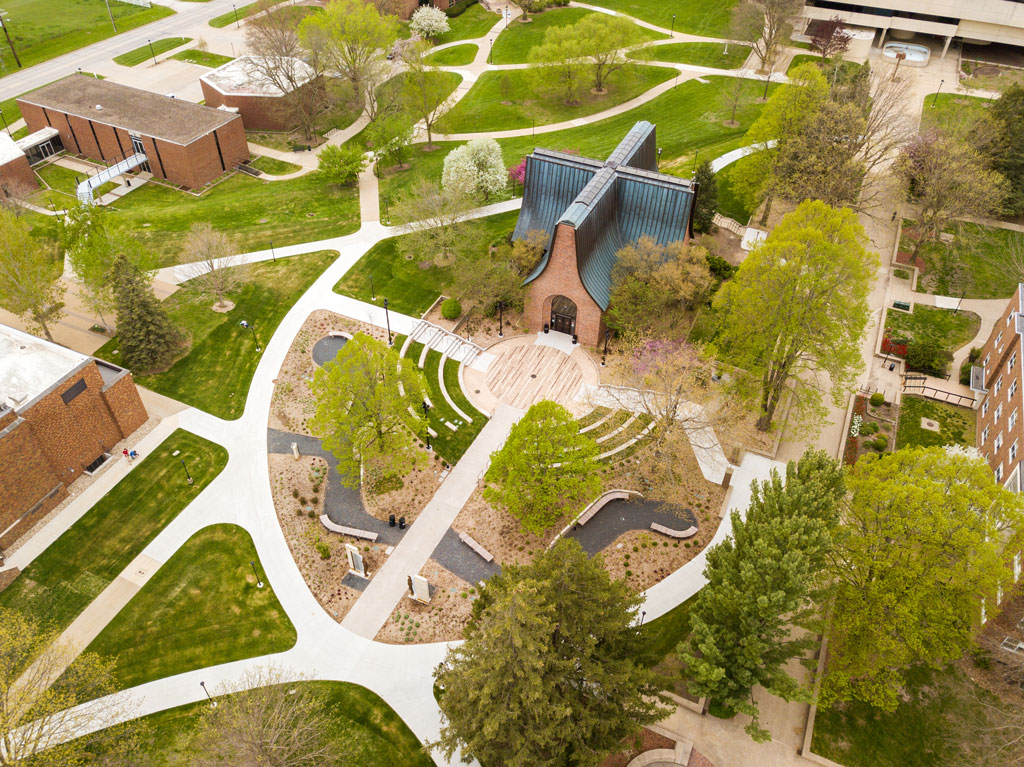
left=17, top=73, right=249, bottom=190
left=513, top=121, right=697, bottom=346
left=199, top=56, right=320, bottom=133
left=0, top=134, right=36, bottom=195
left=972, top=283, right=1024, bottom=491
left=0, top=324, right=147, bottom=549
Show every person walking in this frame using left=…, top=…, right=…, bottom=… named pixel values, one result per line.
left=123, top=448, right=130, bottom=461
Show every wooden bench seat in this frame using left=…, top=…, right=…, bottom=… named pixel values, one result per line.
left=650, top=522, right=698, bottom=540
left=458, top=531, right=494, bottom=562
left=320, top=515, right=378, bottom=542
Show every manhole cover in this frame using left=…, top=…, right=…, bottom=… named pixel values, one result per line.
left=921, top=417, right=940, bottom=433
left=474, top=389, right=480, bottom=394
left=530, top=374, right=537, bottom=378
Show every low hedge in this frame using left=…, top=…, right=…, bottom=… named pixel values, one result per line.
left=445, top=0, right=479, bottom=17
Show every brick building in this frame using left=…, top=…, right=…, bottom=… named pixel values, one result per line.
left=0, top=133, right=36, bottom=196
left=0, top=324, right=147, bottom=549
left=972, top=284, right=1024, bottom=491
left=17, top=73, right=249, bottom=190
left=396, top=0, right=455, bottom=18
left=200, top=56, right=320, bottom=132
left=514, top=121, right=697, bottom=346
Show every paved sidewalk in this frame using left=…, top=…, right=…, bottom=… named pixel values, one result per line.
left=341, top=404, right=523, bottom=638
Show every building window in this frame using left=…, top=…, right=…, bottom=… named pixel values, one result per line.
left=1011, top=409, right=1019, bottom=430
left=1012, top=441, right=1019, bottom=461
left=996, top=403, right=1004, bottom=423
left=996, top=464, right=1004, bottom=482
left=997, top=377, right=1004, bottom=396
left=985, top=353, right=991, bottom=368
left=983, top=399, right=990, bottom=418
left=1012, top=379, right=1019, bottom=399
left=982, top=426, right=990, bottom=445
left=995, top=432, right=1004, bottom=452
left=60, top=378, right=87, bottom=404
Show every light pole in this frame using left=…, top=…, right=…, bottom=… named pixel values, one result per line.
left=233, top=3, right=240, bottom=29
left=250, top=560, right=264, bottom=588
left=180, top=458, right=193, bottom=485
left=239, top=320, right=261, bottom=352
left=147, top=39, right=157, bottom=66
left=670, top=13, right=675, bottom=34
left=200, top=681, right=217, bottom=707
left=369, top=272, right=376, bottom=301
left=489, top=38, right=493, bottom=64
left=601, top=328, right=610, bottom=366
left=0, top=11, right=22, bottom=69
left=640, top=610, right=647, bottom=627
left=692, top=148, right=699, bottom=175
left=931, top=79, right=945, bottom=107
left=383, top=298, right=392, bottom=346
left=891, top=50, right=906, bottom=81
left=102, top=0, right=117, bottom=32
left=270, top=239, right=276, bottom=262
left=497, top=300, right=504, bottom=337
left=657, top=147, right=662, bottom=169
left=0, top=108, right=10, bottom=138
left=422, top=400, right=430, bottom=418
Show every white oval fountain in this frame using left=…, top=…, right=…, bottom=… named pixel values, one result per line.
left=882, top=42, right=930, bottom=67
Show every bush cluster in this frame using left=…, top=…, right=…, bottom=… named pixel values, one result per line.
left=869, top=392, right=885, bottom=407
left=444, top=0, right=479, bottom=17
left=441, top=298, right=463, bottom=320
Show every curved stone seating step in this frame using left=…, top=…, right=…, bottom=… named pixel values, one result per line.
left=579, top=408, right=614, bottom=433
left=320, top=515, right=378, bottom=542
left=438, top=351, right=474, bottom=423
left=457, top=531, right=494, bottom=562
left=596, top=413, right=637, bottom=444
left=650, top=522, right=697, bottom=540
left=597, top=419, right=657, bottom=461
left=548, top=489, right=644, bottom=548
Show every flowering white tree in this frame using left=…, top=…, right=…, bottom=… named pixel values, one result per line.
left=442, top=139, right=507, bottom=200
left=410, top=6, right=450, bottom=40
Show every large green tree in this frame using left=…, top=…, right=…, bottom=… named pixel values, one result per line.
left=309, top=333, right=427, bottom=487
left=576, top=13, right=642, bottom=93
left=681, top=449, right=844, bottom=740
left=824, top=446, right=1024, bottom=710
left=692, top=160, right=718, bottom=234
left=992, top=83, right=1024, bottom=216
left=111, top=252, right=182, bottom=373
left=714, top=200, right=877, bottom=433
left=529, top=25, right=589, bottom=106
left=484, top=400, right=601, bottom=534
left=434, top=539, right=669, bottom=767
left=0, top=208, right=64, bottom=342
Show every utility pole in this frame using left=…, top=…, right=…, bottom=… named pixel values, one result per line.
left=102, top=0, right=117, bottom=32
left=0, top=11, right=22, bottom=69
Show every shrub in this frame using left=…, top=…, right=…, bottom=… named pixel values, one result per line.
left=706, top=254, right=737, bottom=283
left=441, top=298, right=463, bottom=320
left=298, top=496, right=307, bottom=506
left=906, top=339, right=949, bottom=377
left=869, top=392, right=885, bottom=407
left=960, top=346, right=983, bottom=385
left=860, top=421, right=879, bottom=436
left=315, top=539, right=331, bottom=559
left=410, top=6, right=449, bottom=38
left=316, top=144, right=367, bottom=186
left=871, top=436, right=888, bottom=451
left=893, top=268, right=911, bottom=280
left=444, top=0, right=478, bottom=17
left=292, top=488, right=299, bottom=498
left=307, top=510, right=316, bottom=519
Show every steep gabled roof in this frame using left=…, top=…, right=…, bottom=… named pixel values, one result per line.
left=516, top=121, right=696, bottom=310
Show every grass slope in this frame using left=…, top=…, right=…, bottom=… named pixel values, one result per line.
left=0, top=1, right=173, bottom=74
left=630, top=42, right=751, bottom=69
left=895, top=395, right=976, bottom=450
left=714, top=155, right=756, bottom=223
left=249, top=154, right=302, bottom=175
left=436, top=3, right=498, bottom=45
left=435, top=64, right=675, bottom=133
left=423, top=43, right=478, bottom=66
left=36, top=163, right=117, bottom=199
left=0, top=430, right=227, bottom=634
left=113, top=37, right=190, bottom=66
left=582, top=0, right=738, bottom=37
left=884, top=305, right=981, bottom=356
left=97, top=251, right=336, bottom=419
left=82, top=524, right=296, bottom=689
left=209, top=1, right=257, bottom=28
left=169, top=48, right=233, bottom=67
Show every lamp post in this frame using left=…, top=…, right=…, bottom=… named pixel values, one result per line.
left=239, top=320, right=261, bottom=352
left=497, top=300, right=504, bottom=337
left=383, top=298, right=392, bottom=346
left=250, top=560, right=264, bottom=588
left=200, top=681, right=217, bottom=707
left=640, top=610, right=647, bottom=627
left=0, top=108, right=9, bottom=138
left=180, top=458, right=193, bottom=485
left=601, top=328, right=610, bottom=366
left=891, top=50, right=906, bottom=81
left=147, top=39, right=157, bottom=66
left=233, top=3, right=240, bottom=28
left=369, top=272, right=375, bottom=301
left=657, top=147, right=662, bottom=169
left=102, top=0, right=117, bottom=32
left=692, top=148, right=699, bottom=175
left=0, top=10, right=22, bottom=69
left=270, top=239, right=276, bottom=262
left=489, top=38, right=493, bottom=64
left=422, top=400, right=431, bottom=418
left=931, top=79, right=945, bottom=107
left=670, top=13, right=675, bottom=35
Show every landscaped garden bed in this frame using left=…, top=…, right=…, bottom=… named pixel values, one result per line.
left=374, top=561, right=475, bottom=644
left=843, top=394, right=898, bottom=465
left=894, top=395, right=976, bottom=450
left=880, top=304, right=981, bottom=377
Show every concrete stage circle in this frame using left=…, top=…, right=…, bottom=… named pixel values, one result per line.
left=463, top=333, right=600, bottom=415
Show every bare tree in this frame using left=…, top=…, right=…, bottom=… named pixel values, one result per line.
left=810, top=16, right=852, bottom=61
left=245, top=0, right=331, bottom=140
left=0, top=176, right=40, bottom=217
left=401, top=46, right=456, bottom=148
left=731, top=0, right=804, bottom=73
left=395, top=177, right=477, bottom=267
left=180, top=222, right=246, bottom=307
left=0, top=607, right=143, bottom=765
left=190, top=667, right=347, bottom=767
left=721, top=75, right=747, bottom=127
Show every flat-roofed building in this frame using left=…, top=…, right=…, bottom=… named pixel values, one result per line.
left=17, top=73, right=249, bottom=189
left=200, top=55, right=322, bottom=132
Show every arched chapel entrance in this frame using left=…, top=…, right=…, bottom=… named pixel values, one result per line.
left=549, top=295, right=577, bottom=335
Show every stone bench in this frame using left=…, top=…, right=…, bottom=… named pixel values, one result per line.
left=320, top=515, right=378, bottom=542
left=577, top=489, right=635, bottom=526
left=458, top=531, right=494, bottom=562
left=650, top=522, right=697, bottom=540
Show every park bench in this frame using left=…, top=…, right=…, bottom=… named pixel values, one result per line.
left=319, top=515, right=378, bottom=542
left=892, top=300, right=911, bottom=312
left=650, top=522, right=698, bottom=540
left=457, top=531, right=494, bottom=562
left=577, top=490, right=635, bottom=526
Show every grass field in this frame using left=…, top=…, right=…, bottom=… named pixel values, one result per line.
left=113, top=37, right=190, bottom=67
left=435, top=65, right=675, bottom=133
left=97, top=251, right=336, bottom=419
left=630, top=42, right=751, bottom=69
left=423, top=43, right=478, bottom=66
left=883, top=304, right=981, bottom=358
left=714, top=155, right=756, bottom=223
left=435, top=3, right=498, bottom=45
left=0, top=431, right=227, bottom=635
left=422, top=349, right=486, bottom=463
left=0, top=0, right=173, bottom=74
left=208, top=1, right=257, bottom=28
left=81, top=524, right=296, bottom=689
left=334, top=210, right=518, bottom=315
left=108, top=172, right=358, bottom=264
left=491, top=8, right=665, bottom=64
left=36, top=162, right=118, bottom=199
left=169, top=48, right=233, bottom=67
left=96, top=681, right=433, bottom=766
left=582, top=0, right=738, bottom=37
left=902, top=220, right=1021, bottom=299
left=895, top=395, right=976, bottom=450
left=249, top=154, right=302, bottom=175
left=919, top=92, right=994, bottom=130
left=787, top=53, right=863, bottom=80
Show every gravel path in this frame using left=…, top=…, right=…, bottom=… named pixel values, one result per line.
left=311, top=335, right=349, bottom=367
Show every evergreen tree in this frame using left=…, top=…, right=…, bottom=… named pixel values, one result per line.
left=992, top=84, right=1024, bottom=216
left=435, top=539, right=669, bottom=767
left=692, top=160, right=718, bottom=234
left=111, top=252, right=182, bottom=372
left=681, top=449, right=844, bottom=741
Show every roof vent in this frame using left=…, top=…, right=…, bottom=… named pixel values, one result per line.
left=95, top=104, right=102, bottom=111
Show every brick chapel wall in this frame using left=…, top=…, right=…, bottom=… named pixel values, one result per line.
left=0, top=153, right=36, bottom=193
left=524, top=223, right=606, bottom=346
left=201, top=83, right=292, bottom=132
left=101, top=373, right=148, bottom=438
left=0, top=416, right=65, bottom=541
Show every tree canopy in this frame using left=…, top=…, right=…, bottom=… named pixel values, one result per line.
left=111, top=252, right=182, bottom=373
left=0, top=208, right=64, bottom=342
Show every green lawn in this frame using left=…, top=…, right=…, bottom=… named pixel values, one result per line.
left=113, top=37, right=190, bottom=66
left=81, top=524, right=296, bottom=689
left=714, top=155, right=756, bottom=223
left=422, top=349, right=487, bottom=463
left=169, top=48, right=234, bottom=67
left=249, top=154, right=302, bottom=175
left=630, top=42, right=751, bottom=69
left=109, top=172, right=358, bottom=264
left=884, top=304, right=981, bottom=357
left=208, top=1, right=257, bottom=28
left=97, top=251, right=336, bottom=419
left=895, top=395, right=976, bottom=450
left=919, top=92, right=994, bottom=132
left=436, top=65, right=675, bottom=133
left=0, top=0, right=173, bottom=74
left=435, top=3, right=498, bottom=45
left=424, top=43, right=478, bottom=66
left=94, top=681, right=433, bottom=767
left=491, top=7, right=666, bottom=65
left=902, top=220, right=1021, bottom=299
left=812, top=664, right=992, bottom=767
left=582, top=0, right=738, bottom=37
left=334, top=210, right=519, bottom=315
left=787, top=53, right=862, bottom=79
left=36, top=163, right=117, bottom=199
left=0, top=431, right=227, bottom=635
